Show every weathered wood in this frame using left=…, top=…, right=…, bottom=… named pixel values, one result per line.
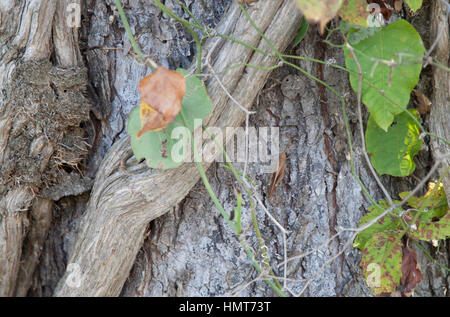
left=0, top=0, right=86, bottom=296
left=54, top=0, right=303, bottom=296
left=14, top=198, right=53, bottom=296
left=0, top=0, right=56, bottom=296
left=0, top=187, right=34, bottom=296
left=429, top=0, right=450, bottom=202
left=0, top=0, right=447, bottom=297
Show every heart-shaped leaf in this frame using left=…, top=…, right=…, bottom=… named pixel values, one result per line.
left=127, top=68, right=212, bottom=169
left=344, top=19, right=425, bottom=131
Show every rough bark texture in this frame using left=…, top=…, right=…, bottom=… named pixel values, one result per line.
left=429, top=0, right=450, bottom=203
left=0, top=0, right=88, bottom=296
left=0, top=0, right=448, bottom=297
left=53, top=0, right=304, bottom=297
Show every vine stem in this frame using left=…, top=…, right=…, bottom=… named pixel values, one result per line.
left=119, top=0, right=450, bottom=295
left=413, top=240, right=450, bottom=272
left=152, top=0, right=202, bottom=73
left=114, top=0, right=158, bottom=71
left=343, top=37, right=395, bottom=208
left=179, top=109, right=286, bottom=296
left=202, top=126, right=286, bottom=292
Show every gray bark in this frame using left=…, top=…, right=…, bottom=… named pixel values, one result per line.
left=429, top=0, right=450, bottom=203
left=0, top=0, right=448, bottom=297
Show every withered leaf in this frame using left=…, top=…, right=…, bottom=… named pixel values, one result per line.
left=268, top=152, right=287, bottom=198
left=295, top=0, right=343, bottom=34
left=137, top=66, right=186, bottom=138
left=413, top=89, right=431, bottom=115
left=400, top=246, right=423, bottom=296
left=394, top=0, right=403, bottom=12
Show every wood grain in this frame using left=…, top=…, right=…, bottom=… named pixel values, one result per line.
left=54, top=0, right=303, bottom=296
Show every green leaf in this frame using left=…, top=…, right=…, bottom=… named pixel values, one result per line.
left=360, top=231, right=403, bottom=295
left=176, top=69, right=213, bottom=131
left=127, top=68, right=212, bottom=169
left=338, top=0, right=369, bottom=27
left=399, top=182, right=448, bottom=221
left=344, top=19, right=425, bottom=131
left=408, top=212, right=450, bottom=241
left=365, top=109, right=422, bottom=177
left=405, top=0, right=423, bottom=12
left=292, top=17, right=309, bottom=49
left=354, top=200, right=402, bottom=250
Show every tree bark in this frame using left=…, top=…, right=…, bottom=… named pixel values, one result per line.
left=0, top=0, right=87, bottom=296
left=0, top=0, right=448, bottom=297
left=429, top=0, right=450, bottom=203
left=54, top=0, right=303, bottom=297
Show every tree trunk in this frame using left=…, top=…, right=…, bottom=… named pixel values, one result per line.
left=0, top=0, right=448, bottom=297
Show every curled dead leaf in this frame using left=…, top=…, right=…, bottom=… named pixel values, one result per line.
left=413, top=89, right=431, bottom=115
left=268, top=152, right=287, bottom=198
left=400, top=246, right=423, bottom=296
left=295, top=0, right=343, bottom=34
left=137, top=66, right=186, bottom=138
left=394, top=0, right=403, bottom=12
left=268, top=144, right=294, bottom=198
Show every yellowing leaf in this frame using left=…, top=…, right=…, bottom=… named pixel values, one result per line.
left=354, top=200, right=402, bottom=250
left=344, top=20, right=425, bottom=131
left=405, top=0, right=423, bottom=12
left=399, top=182, right=448, bottom=221
left=408, top=213, right=450, bottom=242
left=361, top=232, right=403, bottom=295
left=295, top=0, right=343, bottom=33
left=338, top=0, right=368, bottom=27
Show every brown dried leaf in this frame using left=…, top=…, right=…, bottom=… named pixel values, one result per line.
left=394, top=0, right=403, bottom=12
left=268, top=152, right=287, bottom=198
left=400, top=246, right=423, bottom=296
left=295, top=0, right=343, bottom=34
left=413, top=89, right=431, bottom=115
left=137, top=67, right=186, bottom=138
